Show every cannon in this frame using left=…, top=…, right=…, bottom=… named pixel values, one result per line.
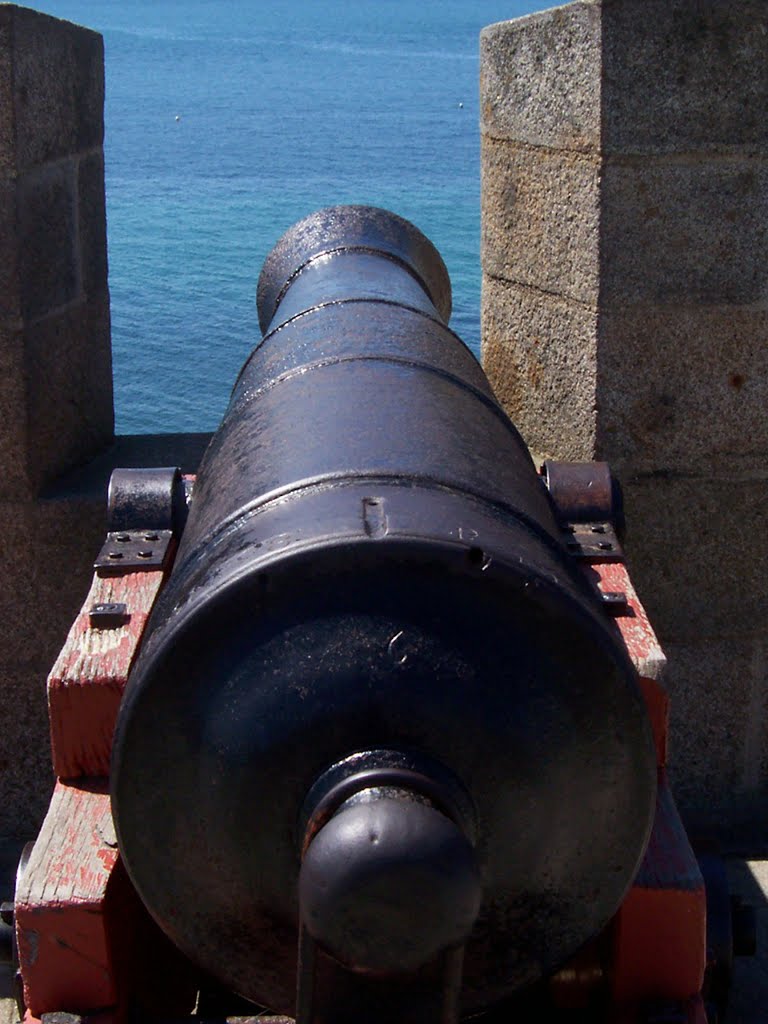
left=5, top=208, right=747, bottom=1024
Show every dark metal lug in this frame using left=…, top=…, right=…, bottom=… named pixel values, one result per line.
left=600, top=590, right=629, bottom=614
left=108, top=466, right=187, bottom=534
left=88, top=602, right=130, bottom=629
left=97, top=465, right=186, bottom=576
left=542, top=460, right=624, bottom=536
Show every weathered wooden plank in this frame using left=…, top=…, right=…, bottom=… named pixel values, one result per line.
left=589, top=561, right=666, bottom=681
left=47, top=570, right=166, bottom=778
left=14, top=781, right=124, bottom=1017
left=587, top=561, right=670, bottom=766
left=583, top=559, right=706, bottom=1009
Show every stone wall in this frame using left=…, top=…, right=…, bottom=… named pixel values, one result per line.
left=481, top=0, right=768, bottom=832
left=0, top=6, right=113, bottom=495
left=0, top=7, right=114, bottom=837
left=0, top=8, right=212, bottom=840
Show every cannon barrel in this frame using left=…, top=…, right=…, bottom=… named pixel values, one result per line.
left=111, top=206, right=656, bottom=1016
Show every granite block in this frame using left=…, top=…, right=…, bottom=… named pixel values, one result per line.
left=481, top=276, right=598, bottom=461
left=482, top=136, right=601, bottom=305
left=17, top=160, right=79, bottom=320
left=664, top=633, right=768, bottom=830
left=620, top=472, right=768, bottom=647
left=0, top=664, right=54, bottom=838
left=480, top=0, right=768, bottom=158
left=49, top=432, right=214, bottom=500
left=0, top=15, right=12, bottom=179
left=601, top=0, right=768, bottom=156
left=0, top=493, right=105, bottom=839
left=32, top=500, right=106, bottom=680
left=0, top=505, right=37, bottom=663
left=0, top=326, right=31, bottom=500
left=600, top=158, right=768, bottom=306
left=0, top=178, right=19, bottom=320
left=596, top=305, right=768, bottom=473
left=0, top=495, right=102, bottom=666
left=0, top=5, right=103, bottom=174
left=480, top=2, right=601, bottom=152
left=23, top=295, right=113, bottom=493
left=78, top=150, right=109, bottom=298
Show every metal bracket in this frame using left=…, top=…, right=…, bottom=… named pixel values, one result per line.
left=107, top=466, right=187, bottom=534
left=542, top=460, right=625, bottom=539
left=94, top=467, right=185, bottom=577
left=561, top=521, right=624, bottom=562
left=94, top=529, right=173, bottom=576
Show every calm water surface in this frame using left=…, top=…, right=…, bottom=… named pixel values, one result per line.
left=34, top=0, right=554, bottom=432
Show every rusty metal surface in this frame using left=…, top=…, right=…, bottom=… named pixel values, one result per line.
left=111, top=207, right=656, bottom=1016
left=543, top=461, right=624, bottom=535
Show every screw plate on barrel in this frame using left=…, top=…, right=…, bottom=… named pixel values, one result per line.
left=94, top=529, right=172, bottom=576
left=562, top=522, right=624, bottom=562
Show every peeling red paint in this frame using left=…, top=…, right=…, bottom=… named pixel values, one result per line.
left=48, top=571, right=167, bottom=778
left=583, top=561, right=707, bottom=1014
left=589, top=562, right=666, bottom=679
left=14, top=784, right=123, bottom=1015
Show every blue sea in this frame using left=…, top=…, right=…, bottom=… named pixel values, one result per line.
left=34, top=1, right=553, bottom=434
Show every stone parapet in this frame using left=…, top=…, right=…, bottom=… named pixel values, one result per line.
left=481, top=278, right=598, bottom=461
left=0, top=7, right=135, bottom=840
left=597, top=305, right=768, bottom=473
left=481, top=137, right=601, bottom=304
left=481, top=0, right=768, bottom=830
left=0, top=7, right=104, bottom=175
left=480, top=2, right=601, bottom=153
left=0, top=497, right=104, bottom=835
left=0, top=5, right=112, bottom=501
